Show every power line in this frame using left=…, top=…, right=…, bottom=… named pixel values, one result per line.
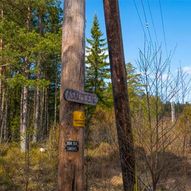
left=133, top=0, right=168, bottom=57
left=146, top=0, right=159, bottom=46
left=159, top=0, right=168, bottom=55
left=132, top=0, right=148, bottom=43
left=140, top=0, right=154, bottom=48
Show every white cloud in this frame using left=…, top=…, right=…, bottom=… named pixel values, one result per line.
left=182, top=66, right=191, bottom=74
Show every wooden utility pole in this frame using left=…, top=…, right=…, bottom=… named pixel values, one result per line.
left=103, top=1, right=135, bottom=191
left=58, top=1, right=85, bottom=191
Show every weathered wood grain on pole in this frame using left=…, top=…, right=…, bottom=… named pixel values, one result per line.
left=58, top=0, right=85, bottom=191
left=103, top=0, right=135, bottom=190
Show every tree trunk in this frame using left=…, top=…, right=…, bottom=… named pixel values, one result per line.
left=20, top=86, right=28, bottom=152
left=171, top=101, right=175, bottom=123
left=103, top=1, right=135, bottom=191
left=3, top=95, right=8, bottom=140
left=20, top=5, right=31, bottom=152
left=0, top=9, right=4, bottom=142
left=58, top=1, right=85, bottom=191
left=43, top=87, right=48, bottom=139
left=33, top=87, right=40, bottom=142
left=39, top=88, right=44, bottom=141
left=0, top=88, right=5, bottom=142
left=33, top=12, right=43, bottom=142
left=1, top=90, right=8, bottom=141
left=54, top=72, right=58, bottom=126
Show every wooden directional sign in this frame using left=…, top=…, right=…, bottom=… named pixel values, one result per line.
left=65, top=141, right=79, bottom=152
left=64, top=89, right=98, bottom=106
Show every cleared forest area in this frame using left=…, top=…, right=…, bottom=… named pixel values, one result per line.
left=0, top=0, right=191, bottom=191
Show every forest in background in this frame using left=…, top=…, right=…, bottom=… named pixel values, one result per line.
left=0, top=0, right=191, bottom=191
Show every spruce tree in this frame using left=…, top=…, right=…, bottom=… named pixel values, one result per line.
left=85, top=15, right=110, bottom=144
left=85, top=15, right=110, bottom=104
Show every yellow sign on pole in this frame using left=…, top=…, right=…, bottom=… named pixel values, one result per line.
left=73, top=111, right=85, bottom=127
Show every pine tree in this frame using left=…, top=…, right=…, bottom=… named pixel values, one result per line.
left=0, top=0, right=62, bottom=145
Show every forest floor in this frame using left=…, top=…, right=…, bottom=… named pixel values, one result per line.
left=87, top=143, right=191, bottom=191
left=0, top=142, right=191, bottom=191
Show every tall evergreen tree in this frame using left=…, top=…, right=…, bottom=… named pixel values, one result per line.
left=85, top=15, right=110, bottom=143
left=85, top=15, right=110, bottom=104
left=0, top=0, right=62, bottom=145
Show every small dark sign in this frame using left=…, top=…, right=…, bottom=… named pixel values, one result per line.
left=64, top=89, right=98, bottom=106
left=65, top=141, right=79, bottom=152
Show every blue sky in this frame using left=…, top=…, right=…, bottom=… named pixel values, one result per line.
left=86, top=0, right=191, bottom=74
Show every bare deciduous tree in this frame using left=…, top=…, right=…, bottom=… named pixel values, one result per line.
left=134, top=44, right=191, bottom=190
